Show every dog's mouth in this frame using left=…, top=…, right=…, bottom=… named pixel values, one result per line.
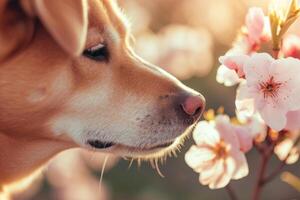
left=87, top=139, right=174, bottom=151
left=87, top=130, right=192, bottom=161
left=86, top=123, right=197, bottom=158
left=87, top=140, right=115, bottom=149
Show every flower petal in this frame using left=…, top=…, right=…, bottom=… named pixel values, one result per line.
left=234, top=126, right=253, bottom=153
left=215, top=115, right=240, bottom=149
left=286, top=110, right=300, bottom=131
left=236, top=81, right=255, bottom=122
left=230, top=150, right=249, bottom=179
left=236, top=81, right=253, bottom=100
left=200, top=159, right=228, bottom=189
left=246, top=7, right=265, bottom=43
left=247, top=114, right=267, bottom=140
left=259, top=103, right=287, bottom=131
left=193, top=121, right=220, bottom=146
left=199, top=160, right=221, bottom=185
left=216, top=65, right=240, bottom=86
left=209, top=158, right=235, bottom=189
left=219, top=55, right=249, bottom=78
left=185, top=145, right=215, bottom=172
left=271, top=58, right=300, bottom=111
left=243, top=53, right=274, bottom=86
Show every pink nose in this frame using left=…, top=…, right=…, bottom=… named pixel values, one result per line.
left=181, top=95, right=205, bottom=118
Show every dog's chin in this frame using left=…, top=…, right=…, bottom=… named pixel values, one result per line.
left=112, top=139, right=178, bottom=159
left=86, top=125, right=195, bottom=160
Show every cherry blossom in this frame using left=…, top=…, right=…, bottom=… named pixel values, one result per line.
left=243, top=7, right=271, bottom=53
left=245, top=7, right=267, bottom=44
left=208, top=0, right=300, bottom=198
left=238, top=53, right=300, bottom=131
left=216, top=53, right=249, bottom=87
left=216, top=65, right=240, bottom=86
left=219, top=54, right=249, bottom=78
left=235, top=82, right=267, bottom=141
left=185, top=115, right=250, bottom=189
left=216, top=8, right=272, bottom=88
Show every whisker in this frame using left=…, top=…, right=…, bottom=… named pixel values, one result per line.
left=150, top=159, right=156, bottom=169
left=122, top=156, right=130, bottom=160
left=137, top=158, right=142, bottom=167
left=155, top=158, right=165, bottom=178
left=127, top=158, right=134, bottom=169
left=99, top=155, right=109, bottom=194
left=121, top=130, right=191, bottom=178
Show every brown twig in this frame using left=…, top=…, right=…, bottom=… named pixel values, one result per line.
left=252, top=153, right=270, bottom=200
left=252, top=128, right=277, bottom=200
left=253, top=141, right=266, bottom=154
left=226, top=184, right=239, bottom=200
left=262, top=135, right=300, bottom=184
left=252, top=133, right=300, bottom=200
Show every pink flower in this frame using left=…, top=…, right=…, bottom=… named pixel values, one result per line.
left=282, top=35, right=300, bottom=59
left=217, top=7, right=271, bottom=69
left=216, top=65, right=240, bottom=87
left=246, top=7, right=265, bottom=44
left=243, top=7, right=271, bottom=51
left=219, top=54, right=249, bottom=78
left=216, top=49, right=247, bottom=87
left=235, top=82, right=267, bottom=141
left=216, top=54, right=249, bottom=87
left=185, top=115, right=250, bottom=189
left=217, top=8, right=270, bottom=81
left=238, top=53, right=300, bottom=131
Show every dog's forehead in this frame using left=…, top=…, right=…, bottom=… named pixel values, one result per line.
left=87, top=0, right=129, bottom=37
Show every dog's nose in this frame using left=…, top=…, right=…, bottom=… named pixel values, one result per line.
left=180, top=94, right=205, bottom=119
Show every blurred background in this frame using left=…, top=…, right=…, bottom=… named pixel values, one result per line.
left=10, top=0, right=300, bottom=199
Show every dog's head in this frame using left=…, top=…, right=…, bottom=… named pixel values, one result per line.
left=0, top=0, right=205, bottom=158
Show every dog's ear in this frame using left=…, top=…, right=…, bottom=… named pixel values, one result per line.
left=31, top=0, right=89, bottom=56
left=0, top=0, right=34, bottom=62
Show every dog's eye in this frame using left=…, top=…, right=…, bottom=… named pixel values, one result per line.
left=83, top=44, right=109, bottom=61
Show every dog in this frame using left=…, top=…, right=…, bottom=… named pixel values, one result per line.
left=0, top=0, right=205, bottom=190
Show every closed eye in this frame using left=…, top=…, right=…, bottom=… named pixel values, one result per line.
left=83, top=43, right=109, bottom=61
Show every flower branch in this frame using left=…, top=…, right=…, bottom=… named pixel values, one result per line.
left=185, top=1, right=300, bottom=200
left=263, top=135, right=300, bottom=184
